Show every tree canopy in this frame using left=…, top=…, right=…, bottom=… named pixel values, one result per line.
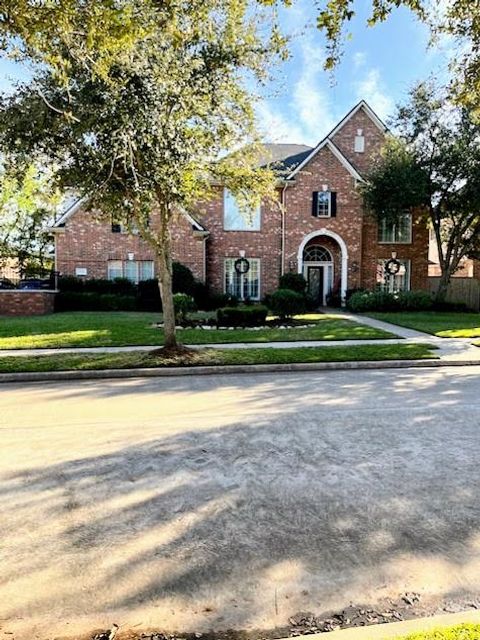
left=363, top=82, right=480, bottom=298
left=0, top=0, right=284, bottom=347
left=0, top=164, right=59, bottom=276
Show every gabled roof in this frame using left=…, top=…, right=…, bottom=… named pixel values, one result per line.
left=328, top=99, right=387, bottom=139
left=259, top=143, right=313, bottom=173
left=285, top=100, right=387, bottom=182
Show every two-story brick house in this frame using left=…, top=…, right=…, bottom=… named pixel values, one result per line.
left=51, top=100, right=429, bottom=305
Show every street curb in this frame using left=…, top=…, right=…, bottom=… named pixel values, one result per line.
left=0, top=358, right=479, bottom=384
left=279, top=609, right=480, bottom=639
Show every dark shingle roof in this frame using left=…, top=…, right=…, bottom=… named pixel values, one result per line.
left=259, top=143, right=313, bottom=174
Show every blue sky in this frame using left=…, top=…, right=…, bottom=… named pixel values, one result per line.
left=0, top=2, right=452, bottom=147
left=257, top=1, right=453, bottom=145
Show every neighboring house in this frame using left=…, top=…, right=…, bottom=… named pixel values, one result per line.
left=51, top=100, right=429, bottom=305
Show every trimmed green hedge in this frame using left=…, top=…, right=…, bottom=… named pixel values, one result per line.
left=55, top=292, right=137, bottom=312
left=347, top=289, right=434, bottom=313
left=217, top=305, right=268, bottom=327
left=269, top=288, right=306, bottom=319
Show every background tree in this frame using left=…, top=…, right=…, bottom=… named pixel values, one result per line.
left=0, top=1, right=283, bottom=349
left=363, top=82, right=480, bottom=301
left=0, top=163, right=59, bottom=277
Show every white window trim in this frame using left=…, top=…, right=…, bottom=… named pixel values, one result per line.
left=223, top=189, right=261, bottom=232
left=378, top=214, right=413, bottom=244
left=316, top=192, right=332, bottom=218
left=224, top=257, right=261, bottom=300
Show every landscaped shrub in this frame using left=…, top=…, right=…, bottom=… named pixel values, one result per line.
left=279, top=273, right=307, bottom=294
left=137, top=279, right=161, bottom=311
left=347, top=290, right=398, bottom=313
left=203, top=292, right=239, bottom=310
left=347, top=289, right=434, bottom=313
left=55, top=292, right=137, bottom=312
left=58, top=276, right=136, bottom=296
left=217, top=305, right=268, bottom=327
left=269, top=288, right=306, bottom=319
left=173, top=293, right=196, bottom=323
left=396, top=290, right=433, bottom=311
left=172, top=262, right=196, bottom=295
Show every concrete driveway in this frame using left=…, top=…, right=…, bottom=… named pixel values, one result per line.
left=1, top=367, right=480, bottom=639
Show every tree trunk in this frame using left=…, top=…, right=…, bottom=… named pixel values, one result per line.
left=435, top=268, right=451, bottom=303
left=156, top=210, right=177, bottom=349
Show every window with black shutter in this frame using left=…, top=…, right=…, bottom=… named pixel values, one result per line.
left=111, top=222, right=122, bottom=233
left=312, top=191, right=336, bottom=218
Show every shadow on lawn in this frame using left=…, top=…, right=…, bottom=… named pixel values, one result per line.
left=1, top=368, right=480, bottom=633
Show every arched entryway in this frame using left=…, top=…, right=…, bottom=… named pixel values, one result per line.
left=297, top=230, right=348, bottom=305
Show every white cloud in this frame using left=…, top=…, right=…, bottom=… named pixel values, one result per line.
left=256, top=36, right=337, bottom=145
left=354, top=68, right=394, bottom=120
left=290, top=38, right=336, bottom=143
left=256, top=100, right=306, bottom=144
left=353, top=51, right=367, bottom=70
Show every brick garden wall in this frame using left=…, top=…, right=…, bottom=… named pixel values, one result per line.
left=0, top=291, right=56, bottom=316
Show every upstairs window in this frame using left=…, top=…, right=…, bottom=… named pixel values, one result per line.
left=378, top=213, right=412, bottom=243
left=312, top=191, right=336, bottom=218
left=224, top=190, right=261, bottom=231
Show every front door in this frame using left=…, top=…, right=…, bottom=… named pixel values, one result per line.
left=307, top=266, right=324, bottom=306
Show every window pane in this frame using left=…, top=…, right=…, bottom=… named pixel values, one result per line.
left=107, top=260, right=123, bottom=280
left=139, top=261, right=154, bottom=281
left=124, top=261, right=138, bottom=283
left=224, top=190, right=260, bottom=231
left=379, top=214, right=412, bottom=243
left=376, top=259, right=410, bottom=292
left=245, top=259, right=260, bottom=299
left=224, top=258, right=260, bottom=300
left=317, top=192, right=331, bottom=217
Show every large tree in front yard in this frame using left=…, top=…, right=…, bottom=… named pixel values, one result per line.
left=0, top=1, right=281, bottom=349
left=0, top=163, right=60, bottom=276
left=362, top=82, right=480, bottom=301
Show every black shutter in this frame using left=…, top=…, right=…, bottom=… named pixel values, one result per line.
left=312, top=191, right=319, bottom=217
left=330, top=192, right=337, bottom=217
left=111, top=223, right=121, bottom=233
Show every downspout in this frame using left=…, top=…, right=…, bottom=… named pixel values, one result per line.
left=280, top=182, right=288, bottom=275
left=202, top=234, right=208, bottom=283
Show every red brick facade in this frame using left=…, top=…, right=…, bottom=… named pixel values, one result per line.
left=0, top=291, right=56, bottom=316
left=53, top=102, right=429, bottom=303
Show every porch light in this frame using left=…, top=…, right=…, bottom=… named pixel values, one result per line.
left=322, top=184, right=328, bottom=192
left=239, top=250, right=246, bottom=258
left=127, top=252, right=135, bottom=261
left=391, top=250, right=397, bottom=260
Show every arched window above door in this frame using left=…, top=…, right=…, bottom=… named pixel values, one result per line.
left=303, top=245, right=332, bottom=262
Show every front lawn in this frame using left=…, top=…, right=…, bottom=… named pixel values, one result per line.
left=0, top=343, right=436, bottom=373
left=0, top=311, right=396, bottom=350
left=399, top=624, right=480, bottom=639
left=367, top=311, right=480, bottom=337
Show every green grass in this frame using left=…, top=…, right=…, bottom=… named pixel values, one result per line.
left=0, top=311, right=396, bottom=350
left=367, top=311, right=480, bottom=338
left=398, top=624, right=480, bottom=639
left=0, top=343, right=436, bottom=373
